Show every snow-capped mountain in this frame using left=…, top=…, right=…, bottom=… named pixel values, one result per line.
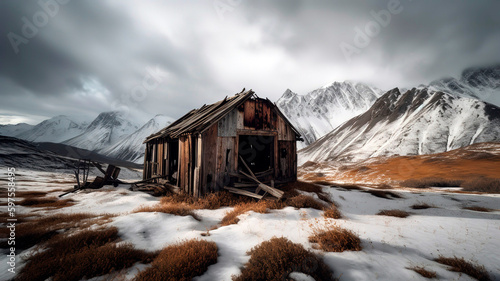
left=15, top=115, right=87, bottom=143
left=64, top=111, right=139, bottom=152
left=276, top=81, right=383, bottom=149
left=427, top=64, right=500, bottom=106
left=0, top=123, right=34, bottom=137
left=100, top=114, right=174, bottom=163
left=299, top=88, right=500, bottom=165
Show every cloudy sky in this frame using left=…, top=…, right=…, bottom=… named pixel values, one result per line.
left=1, top=0, right=499, bottom=125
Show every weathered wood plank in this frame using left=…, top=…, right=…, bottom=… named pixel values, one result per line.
left=224, top=186, right=263, bottom=199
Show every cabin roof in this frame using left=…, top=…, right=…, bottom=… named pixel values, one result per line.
left=144, top=89, right=301, bottom=142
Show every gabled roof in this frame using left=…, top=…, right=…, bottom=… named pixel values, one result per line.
left=145, top=89, right=301, bottom=143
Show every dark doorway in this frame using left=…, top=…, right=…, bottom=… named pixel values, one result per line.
left=238, top=135, right=274, bottom=173
left=167, top=139, right=179, bottom=184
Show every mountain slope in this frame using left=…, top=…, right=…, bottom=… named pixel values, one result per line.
left=15, top=115, right=86, bottom=143
left=428, top=64, right=500, bottom=106
left=299, top=88, right=500, bottom=164
left=63, top=112, right=139, bottom=152
left=276, top=81, right=383, bottom=149
left=100, top=114, right=174, bottom=163
left=0, top=123, right=34, bottom=137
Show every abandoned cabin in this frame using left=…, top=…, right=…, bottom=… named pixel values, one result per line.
left=143, top=89, right=302, bottom=198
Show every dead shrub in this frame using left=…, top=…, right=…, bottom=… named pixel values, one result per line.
left=18, top=197, right=75, bottom=209
left=1, top=213, right=95, bottom=250
left=323, top=207, right=342, bottom=219
left=134, top=203, right=201, bottom=221
left=134, top=239, right=218, bottom=281
left=411, top=203, right=434, bottom=210
left=377, top=209, right=410, bottom=218
left=233, top=237, right=334, bottom=281
left=401, top=177, right=463, bottom=188
left=463, top=206, right=494, bottom=212
left=220, top=201, right=269, bottom=226
left=435, top=256, right=490, bottom=281
left=309, top=226, right=361, bottom=252
left=365, top=190, right=403, bottom=200
left=16, top=227, right=156, bottom=281
left=285, top=195, right=327, bottom=210
left=461, top=178, right=500, bottom=193
left=407, top=266, right=437, bottom=278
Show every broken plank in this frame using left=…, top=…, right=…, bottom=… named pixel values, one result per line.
left=224, top=186, right=263, bottom=199
left=239, top=170, right=284, bottom=198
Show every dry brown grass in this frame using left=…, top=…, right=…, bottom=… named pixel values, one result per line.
left=18, top=197, right=75, bottom=209
left=309, top=225, right=361, bottom=252
left=461, top=177, right=500, bottom=193
left=1, top=213, right=95, bottom=250
left=134, top=239, right=218, bottom=281
left=364, top=189, right=403, bottom=199
left=16, top=227, right=156, bottom=281
left=463, top=206, right=494, bottom=212
left=220, top=201, right=270, bottom=226
left=160, top=191, right=252, bottom=210
left=233, top=237, right=334, bottom=281
left=411, top=203, right=434, bottom=210
left=377, top=209, right=411, bottom=218
left=401, top=177, right=464, bottom=188
left=407, top=266, right=437, bottom=278
left=285, top=194, right=327, bottom=210
left=323, top=206, right=342, bottom=219
left=134, top=203, right=201, bottom=221
left=15, top=191, right=47, bottom=198
left=435, top=256, right=490, bottom=281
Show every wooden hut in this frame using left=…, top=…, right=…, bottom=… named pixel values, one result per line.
left=143, top=89, right=302, bottom=198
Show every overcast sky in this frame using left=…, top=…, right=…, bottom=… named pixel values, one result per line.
left=1, top=0, right=499, bottom=125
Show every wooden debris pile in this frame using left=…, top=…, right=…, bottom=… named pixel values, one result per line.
left=129, top=175, right=178, bottom=196
left=224, top=156, right=284, bottom=200
left=59, top=160, right=123, bottom=197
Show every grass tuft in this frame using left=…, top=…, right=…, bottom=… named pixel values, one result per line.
left=16, top=227, right=156, bottom=281
left=407, top=266, right=437, bottom=279
left=377, top=209, right=410, bottom=218
left=134, top=239, right=218, bottom=281
left=18, top=197, right=75, bottom=209
left=463, top=206, right=494, bottom=212
left=309, top=226, right=361, bottom=252
left=220, top=201, right=270, bottom=226
left=323, top=206, right=342, bottom=219
left=411, top=203, right=434, bottom=210
left=435, top=256, right=490, bottom=281
left=285, top=195, right=327, bottom=210
left=364, top=190, right=403, bottom=199
left=233, top=237, right=334, bottom=281
left=134, top=203, right=201, bottom=221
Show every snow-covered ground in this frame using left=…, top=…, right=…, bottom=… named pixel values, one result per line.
left=1, top=170, right=499, bottom=281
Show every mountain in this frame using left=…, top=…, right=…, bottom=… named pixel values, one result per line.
left=64, top=111, right=139, bottom=152
left=15, top=115, right=87, bottom=143
left=0, top=123, right=34, bottom=137
left=276, top=81, right=383, bottom=149
left=100, top=114, right=174, bottom=163
left=428, top=64, right=500, bottom=106
left=299, top=88, right=500, bottom=165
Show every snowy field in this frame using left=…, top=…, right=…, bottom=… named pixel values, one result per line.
left=1, top=169, right=499, bottom=281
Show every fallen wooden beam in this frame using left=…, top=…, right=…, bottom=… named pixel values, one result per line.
left=239, top=170, right=284, bottom=199
left=224, top=186, right=263, bottom=199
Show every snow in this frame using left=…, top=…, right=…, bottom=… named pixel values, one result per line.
left=276, top=81, right=384, bottom=149
left=2, top=169, right=499, bottom=281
